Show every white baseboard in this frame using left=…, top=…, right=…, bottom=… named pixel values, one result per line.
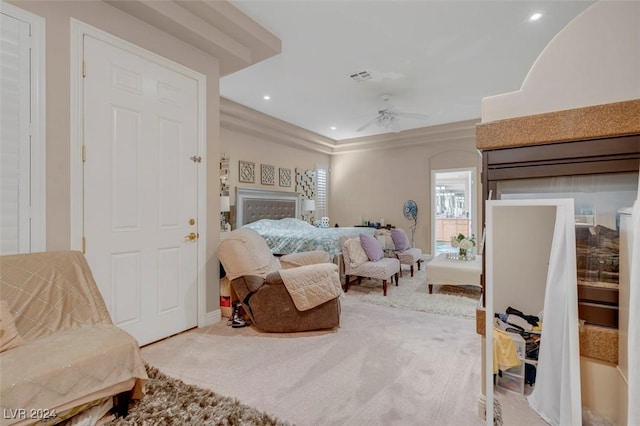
left=202, top=309, right=222, bottom=327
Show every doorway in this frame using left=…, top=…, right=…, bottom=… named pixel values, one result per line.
left=432, top=168, right=476, bottom=256
left=71, top=21, right=207, bottom=346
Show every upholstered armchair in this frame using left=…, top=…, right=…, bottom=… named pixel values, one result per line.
left=340, top=234, right=400, bottom=296
left=390, top=228, right=423, bottom=277
left=217, top=228, right=342, bottom=333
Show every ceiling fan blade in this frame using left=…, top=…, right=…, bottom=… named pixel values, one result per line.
left=395, top=111, right=429, bottom=121
left=356, top=115, right=379, bottom=132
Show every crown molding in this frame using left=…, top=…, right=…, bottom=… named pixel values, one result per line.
left=221, top=98, right=336, bottom=155
left=332, top=119, right=480, bottom=155
left=221, top=97, right=479, bottom=155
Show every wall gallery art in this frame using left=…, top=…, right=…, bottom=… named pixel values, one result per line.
left=279, top=168, right=292, bottom=187
left=261, top=164, right=275, bottom=185
left=295, top=169, right=316, bottom=199
left=239, top=161, right=255, bottom=183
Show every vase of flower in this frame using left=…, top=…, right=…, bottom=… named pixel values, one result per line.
left=450, top=233, right=476, bottom=260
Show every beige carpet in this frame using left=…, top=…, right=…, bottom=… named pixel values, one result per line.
left=346, top=267, right=481, bottom=319
left=141, top=268, right=547, bottom=425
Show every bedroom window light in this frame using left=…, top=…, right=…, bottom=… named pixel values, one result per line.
left=316, top=165, right=329, bottom=222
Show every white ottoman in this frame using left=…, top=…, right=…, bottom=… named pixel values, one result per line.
left=426, top=253, right=482, bottom=294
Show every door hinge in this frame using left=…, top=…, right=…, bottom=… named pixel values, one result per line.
left=82, top=145, right=86, bottom=162
left=190, top=155, right=202, bottom=163
left=82, top=60, right=86, bottom=78
left=82, top=237, right=86, bottom=254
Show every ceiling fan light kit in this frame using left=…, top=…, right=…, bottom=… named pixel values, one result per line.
left=357, top=94, right=429, bottom=132
left=375, top=112, right=397, bottom=129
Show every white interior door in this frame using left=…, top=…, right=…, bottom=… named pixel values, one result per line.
left=83, top=34, right=199, bottom=346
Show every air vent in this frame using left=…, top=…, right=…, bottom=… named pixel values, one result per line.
left=349, top=71, right=372, bottom=82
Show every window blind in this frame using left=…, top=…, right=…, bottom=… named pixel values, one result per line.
left=0, top=12, right=31, bottom=254
left=315, top=166, right=328, bottom=220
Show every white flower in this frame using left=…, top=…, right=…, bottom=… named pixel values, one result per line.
left=459, top=239, right=474, bottom=250
left=450, top=236, right=460, bottom=248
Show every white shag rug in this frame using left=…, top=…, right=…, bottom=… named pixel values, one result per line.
left=345, top=266, right=481, bottom=319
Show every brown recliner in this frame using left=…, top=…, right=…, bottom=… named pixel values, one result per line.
left=218, top=228, right=341, bottom=332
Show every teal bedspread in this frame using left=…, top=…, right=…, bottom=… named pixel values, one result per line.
left=243, top=218, right=375, bottom=256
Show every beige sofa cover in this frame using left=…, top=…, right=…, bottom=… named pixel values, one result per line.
left=0, top=251, right=147, bottom=426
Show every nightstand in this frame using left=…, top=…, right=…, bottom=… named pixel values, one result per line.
left=219, top=231, right=234, bottom=317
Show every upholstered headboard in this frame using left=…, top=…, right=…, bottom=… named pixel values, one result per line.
left=235, top=188, right=300, bottom=228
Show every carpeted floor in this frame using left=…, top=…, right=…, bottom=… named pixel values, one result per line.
left=346, top=266, right=481, bottom=319
left=137, top=267, right=545, bottom=425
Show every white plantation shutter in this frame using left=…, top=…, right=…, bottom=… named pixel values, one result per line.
left=0, top=3, right=44, bottom=255
left=0, top=11, right=30, bottom=254
left=315, top=165, right=328, bottom=220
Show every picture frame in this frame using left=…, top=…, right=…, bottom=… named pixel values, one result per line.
left=261, top=164, right=275, bottom=185
left=279, top=168, right=292, bottom=187
left=238, top=161, right=255, bottom=183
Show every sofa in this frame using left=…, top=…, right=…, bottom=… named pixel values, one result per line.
left=218, top=228, right=341, bottom=332
left=0, top=251, right=148, bottom=426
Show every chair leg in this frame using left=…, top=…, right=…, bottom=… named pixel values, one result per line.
left=410, top=264, right=414, bottom=277
left=344, top=275, right=350, bottom=292
left=382, top=280, right=387, bottom=296
left=417, top=259, right=423, bottom=271
left=357, top=276, right=362, bottom=284
left=399, top=267, right=403, bottom=278
left=395, top=273, right=399, bottom=285
left=429, top=284, right=433, bottom=294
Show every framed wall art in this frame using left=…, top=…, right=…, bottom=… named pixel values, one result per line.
left=279, top=168, right=292, bottom=187
left=261, top=164, right=275, bottom=185
left=239, top=160, right=255, bottom=183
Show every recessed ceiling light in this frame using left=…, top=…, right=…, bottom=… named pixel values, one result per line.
left=263, top=95, right=271, bottom=100
left=330, top=126, right=337, bottom=130
left=529, top=12, right=543, bottom=21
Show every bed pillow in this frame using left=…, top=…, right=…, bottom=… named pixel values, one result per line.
left=374, top=229, right=395, bottom=250
left=344, top=238, right=369, bottom=268
left=391, top=228, right=411, bottom=251
left=360, top=233, right=384, bottom=261
left=0, top=300, right=24, bottom=353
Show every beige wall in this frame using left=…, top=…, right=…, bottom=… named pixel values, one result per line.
left=10, top=0, right=222, bottom=312
left=220, top=127, right=330, bottom=210
left=331, top=138, right=481, bottom=254
left=492, top=205, right=555, bottom=315
left=580, top=357, right=627, bottom=425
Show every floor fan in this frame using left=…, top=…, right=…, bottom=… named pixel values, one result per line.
left=403, top=200, right=418, bottom=247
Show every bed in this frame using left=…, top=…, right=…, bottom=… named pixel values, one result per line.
left=244, top=217, right=374, bottom=256
left=235, top=188, right=375, bottom=256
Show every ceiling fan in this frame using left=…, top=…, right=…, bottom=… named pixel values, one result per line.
left=356, top=94, right=429, bottom=132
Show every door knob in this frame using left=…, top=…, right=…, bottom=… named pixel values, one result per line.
left=186, top=232, right=198, bottom=241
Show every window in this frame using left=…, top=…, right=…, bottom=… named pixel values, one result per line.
left=0, top=3, right=45, bottom=254
left=315, top=165, right=329, bottom=221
